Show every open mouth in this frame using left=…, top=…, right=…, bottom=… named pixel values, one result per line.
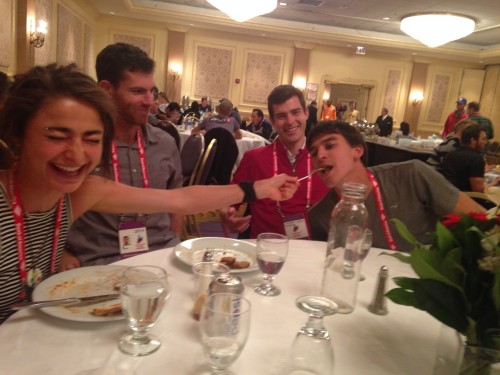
left=319, top=165, right=333, bottom=174
left=52, top=163, right=85, bottom=176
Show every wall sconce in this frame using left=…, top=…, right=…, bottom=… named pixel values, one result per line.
left=410, top=91, right=424, bottom=106
left=355, top=46, right=366, bottom=55
left=30, top=20, right=47, bottom=48
left=323, top=91, right=330, bottom=101
left=167, top=63, right=182, bottom=82
left=292, top=76, right=306, bottom=91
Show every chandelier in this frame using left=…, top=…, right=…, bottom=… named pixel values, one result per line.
left=207, top=0, right=277, bottom=23
left=400, top=13, right=475, bottom=48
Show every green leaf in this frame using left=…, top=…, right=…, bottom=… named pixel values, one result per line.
left=386, top=278, right=469, bottom=333
left=380, top=251, right=412, bottom=264
left=435, top=222, right=457, bottom=255
left=409, top=248, right=463, bottom=290
left=391, top=218, right=418, bottom=247
left=493, top=270, right=500, bottom=313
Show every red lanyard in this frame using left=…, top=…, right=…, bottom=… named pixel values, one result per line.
left=273, top=142, right=312, bottom=211
left=366, top=170, right=397, bottom=251
left=9, top=170, right=63, bottom=300
left=111, top=129, right=149, bottom=188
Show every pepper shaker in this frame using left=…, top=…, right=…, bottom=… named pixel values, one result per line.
left=368, top=265, right=389, bottom=315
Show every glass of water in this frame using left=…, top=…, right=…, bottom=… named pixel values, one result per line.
left=199, top=293, right=251, bottom=374
left=359, top=229, right=373, bottom=281
left=254, top=233, right=288, bottom=296
left=119, top=266, right=170, bottom=356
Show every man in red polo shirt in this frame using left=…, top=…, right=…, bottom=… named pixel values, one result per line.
left=221, top=85, right=329, bottom=239
left=442, top=97, right=468, bottom=138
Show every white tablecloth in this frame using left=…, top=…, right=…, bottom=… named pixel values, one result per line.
left=0, top=241, right=443, bottom=375
left=179, top=128, right=268, bottom=167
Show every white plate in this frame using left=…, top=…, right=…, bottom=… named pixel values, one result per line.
left=32, top=265, right=127, bottom=322
left=174, top=237, right=258, bottom=273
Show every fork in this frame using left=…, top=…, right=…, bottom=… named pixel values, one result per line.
left=297, top=166, right=329, bottom=182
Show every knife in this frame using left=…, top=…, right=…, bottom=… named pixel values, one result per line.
left=10, top=293, right=121, bottom=310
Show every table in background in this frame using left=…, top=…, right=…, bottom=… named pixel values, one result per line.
left=0, top=241, right=443, bottom=375
left=179, top=128, right=268, bottom=167
left=365, top=138, right=435, bottom=166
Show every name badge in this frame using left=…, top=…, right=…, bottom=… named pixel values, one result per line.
left=283, top=214, right=310, bottom=240
left=118, top=221, right=149, bottom=259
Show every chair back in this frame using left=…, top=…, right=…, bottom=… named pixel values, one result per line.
left=204, top=127, right=239, bottom=185
left=180, top=133, right=205, bottom=186
left=193, top=138, right=217, bottom=185
left=156, top=121, right=181, bottom=150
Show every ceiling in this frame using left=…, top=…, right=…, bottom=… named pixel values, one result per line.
left=87, top=0, right=500, bottom=63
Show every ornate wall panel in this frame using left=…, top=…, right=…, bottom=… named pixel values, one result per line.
left=34, top=0, right=52, bottom=66
left=83, top=24, right=94, bottom=75
left=426, top=74, right=450, bottom=123
left=382, top=69, right=402, bottom=116
left=112, top=34, right=153, bottom=56
left=243, top=52, right=282, bottom=104
left=0, top=0, right=13, bottom=67
left=56, top=4, right=83, bottom=66
left=194, top=45, right=233, bottom=99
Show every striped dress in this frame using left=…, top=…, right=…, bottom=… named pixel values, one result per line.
left=0, top=183, right=72, bottom=324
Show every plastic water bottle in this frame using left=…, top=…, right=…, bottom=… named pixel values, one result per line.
left=321, top=182, right=368, bottom=313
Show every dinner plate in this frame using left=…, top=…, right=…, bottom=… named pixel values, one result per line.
left=32, top=265, right=127, bottom=322
left=174, top=237, right=258, bottom=273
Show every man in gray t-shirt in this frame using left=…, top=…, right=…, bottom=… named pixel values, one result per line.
left=192, top=99, right=242, bottom=139
left=306, top=121, right=484, bottom=252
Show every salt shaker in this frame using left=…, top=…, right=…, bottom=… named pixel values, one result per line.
left=368, top=265, right=389, bottom=315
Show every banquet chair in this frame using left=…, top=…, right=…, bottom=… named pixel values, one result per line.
left=155, top=121, right=181, bottom=150
left=180, top=134, right=205, bottom=187
left=184, top=138, right=217, bottom=238
left=204, top=127, right=239, bottom=185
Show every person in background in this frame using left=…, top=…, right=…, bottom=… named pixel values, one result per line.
left=441, top=123, right=491, bottom=192
left=0, top=63, right=298, bottom=324
left=394, top=121, right=416, bottom=140
left=321, top=100, right=336, bottom=121
left=185, top=100, right=201, bottom=118
left=244, top=108, right=273, bottom=140
left=342, top=101, right=359, bottom=124
left=157, top=91, right=169, bottom=113
left=306, top=120, right=484, bottom=252
left=306, top=100, right=318, bottom=136
left=0, top=71, right=9, bottom=109
left=61, top=42, right=184, bottom=269
left=164, top=102, right=183, bottom=125
left=442, top=97, right=467, bottom=138
left=192, top=98, right=242, bottom=139
left=467, top=101, right=494, bottom=140
left=375, top=107, right=393, bottom=137
left=200, top=96, right=212, bottom=115
left=221, top=85, right=329, bottom=239
left=426, top=119, right=472, bottom=173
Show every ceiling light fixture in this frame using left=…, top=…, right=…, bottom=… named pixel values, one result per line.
left=207, top=0, right=277, bottom=22
left=400, top=13, right=475, bottom=48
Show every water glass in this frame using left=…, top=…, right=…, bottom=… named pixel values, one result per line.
left=199, top=293, right=251, bottom=374
left=254, top=233, right=288, bottom=296
left=119, top=266, right=170, bottom=356
left=359, top=229, right=373, bottom=281
left=192, top=262, right=230, bottom=320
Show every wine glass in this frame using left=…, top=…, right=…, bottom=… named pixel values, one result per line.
left=254, top=233, right=288, bottom=296
left=119, top=266, right=170, bottom=356
left=288, top=296, right=338, bottom=375
left=199, top=293, right=251, bottom=374
left=359, top=229, right=373, bottom=281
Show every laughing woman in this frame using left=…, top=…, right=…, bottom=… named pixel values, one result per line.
left=0, top=64, right=298, bottom=324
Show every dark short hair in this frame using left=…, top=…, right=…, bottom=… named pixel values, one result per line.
left=467, top=101, right=480, bottom=112
left=307, top=120, right=367, bottom=165
left=400, top=121, right=410, bottom=135
left=252, top=108, right=264, bottom=118
left=454, top=118, right=476, bottom=134
left=95, top=43, right=155, bottom=86
left=0, top=64, right=115, bottom=170
left=267, top=85, right=306, bottom=120
left=167, top=102, right=181, bottom=112
left=461, top=123, right=485, bottom=146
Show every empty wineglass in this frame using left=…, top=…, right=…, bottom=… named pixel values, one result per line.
left=359, top=229, right=372, bottom=281
left=288, top=296, right=338, bottom=375
left=119, top=266, right=170, bottom=356
left=254, top=232, right=288, bottom=296
left=199, top=293, right=251, bottom=374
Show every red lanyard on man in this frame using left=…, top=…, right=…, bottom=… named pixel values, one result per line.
left=366, top=170, right=398, bottom=251
left=10, top=169, right=62, bottom=300
left=111, top=129, right=149, bottom=187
